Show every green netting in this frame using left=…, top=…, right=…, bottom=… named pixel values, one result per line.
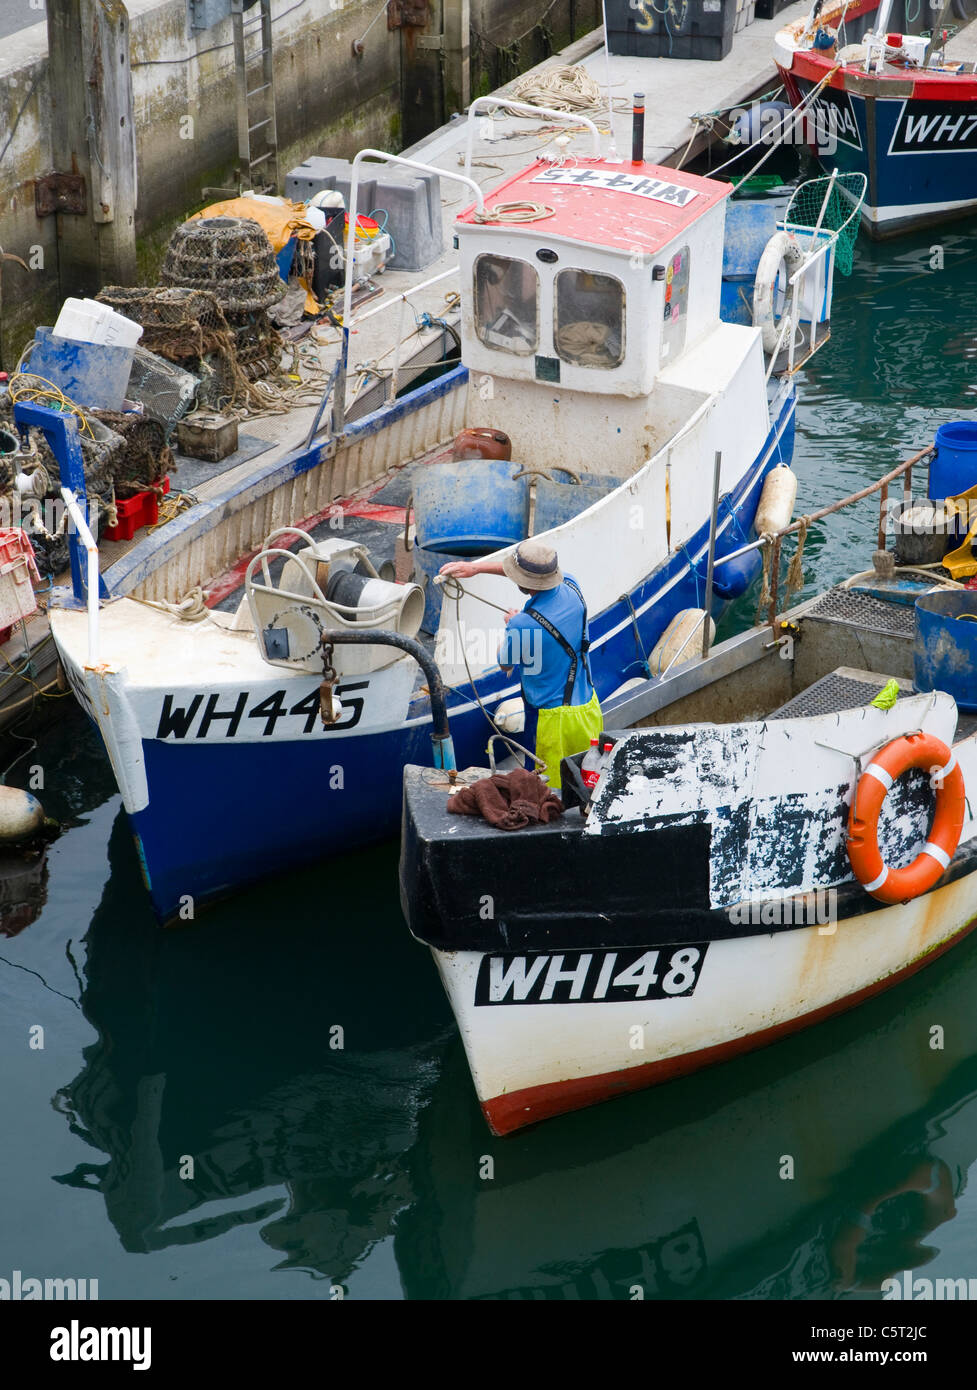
left=733, top=174, right=785, bottom=197
left=784, top=172, right=867, bottom=276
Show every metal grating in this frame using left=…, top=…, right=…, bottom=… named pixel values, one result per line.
left=769, top=671, right=907, bottom=721
left=803, top=585, right=916, bottom=639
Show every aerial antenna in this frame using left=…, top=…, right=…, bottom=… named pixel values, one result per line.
left=601, top=0, right=622, bottom=161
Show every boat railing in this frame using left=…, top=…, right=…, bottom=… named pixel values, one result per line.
left=302, top=260, right=462, bottom=448
left=707, top=443, right=934, bottom=634
left=462, top=96, right=602, bottom=180
left=331, top=151, right=485, bottom=436
left=765, top=169, right=866, bottom=382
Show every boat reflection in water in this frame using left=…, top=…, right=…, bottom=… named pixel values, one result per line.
left=405, top=947, right=977, bottom=1301
left=51, top=813, right=450, bottom=1281
left=0, top=847, right=49, bottom=939
left=51, top=811, right=977, bottom=1298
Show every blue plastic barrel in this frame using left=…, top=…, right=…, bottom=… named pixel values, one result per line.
left=913, top=589, right=977, bottom=711
left=929, top=421, right=977, bottom=501
left=413, top=459, right=527, bottom=555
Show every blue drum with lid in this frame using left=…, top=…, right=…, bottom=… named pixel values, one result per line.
left=929, top=421, right=977, bottom=502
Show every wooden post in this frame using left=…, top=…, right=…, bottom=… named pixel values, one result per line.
left=47, top=0, right=138, bottom=296
left=443, top=0, right=470, bottom=117
left=398, top=0, right=446, bottom=148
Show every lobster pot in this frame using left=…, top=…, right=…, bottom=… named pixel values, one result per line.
left=914, top=590, right=977, bottom=712
left=775, top=223, right=835, bottom=328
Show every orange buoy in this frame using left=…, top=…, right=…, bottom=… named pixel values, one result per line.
left=847, top=732, right=965, bottom=904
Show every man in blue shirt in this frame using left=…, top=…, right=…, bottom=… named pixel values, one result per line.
left=439, top=541, right=603, bottom=788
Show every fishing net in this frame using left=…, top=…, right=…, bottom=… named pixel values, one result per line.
left=89, top=411, right=173, bottom=497
left=96, top=286, right=259, bottom=411
left=784, top=172, right=867, bottom=276
left=159, top=217, right=286, bottom=313
left=0, top=383, right=124, bottom=573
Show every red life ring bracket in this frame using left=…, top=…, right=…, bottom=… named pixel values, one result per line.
left=847, top=732, right=966, bottom=905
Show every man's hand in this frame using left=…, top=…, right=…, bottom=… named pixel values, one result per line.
left=439, top=560, right=478, bottom=580
left=504, top=608, right=519, bottom=623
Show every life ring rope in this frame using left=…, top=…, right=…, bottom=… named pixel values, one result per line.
left=847, top=733, right=965, bottom=905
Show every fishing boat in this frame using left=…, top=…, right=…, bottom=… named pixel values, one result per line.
left=775, top=0, right=977, bottom=237
left=45, top=114, right=855, bottom=923
left=400, top=438, right=977, bottom=1134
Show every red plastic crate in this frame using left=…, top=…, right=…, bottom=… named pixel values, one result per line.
left=0, top=529, right=39, bottom=631
left=103, top=477, right=170, bottom=542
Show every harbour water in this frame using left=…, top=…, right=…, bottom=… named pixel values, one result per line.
left=3, top=213, right=977, bottom=1301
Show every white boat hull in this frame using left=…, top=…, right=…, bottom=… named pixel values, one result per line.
left=434, top=871, right=977, bottom=1135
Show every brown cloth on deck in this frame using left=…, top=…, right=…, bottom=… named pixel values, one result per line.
left=447, top=768, right=564, bottom=831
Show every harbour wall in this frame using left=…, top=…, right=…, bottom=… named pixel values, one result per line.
left=0, top=0, right=602, bottom=369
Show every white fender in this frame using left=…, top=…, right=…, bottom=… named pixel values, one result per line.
left=753, top=231, right=805, bottom=356
left=755, top=465, right=798, bottom=536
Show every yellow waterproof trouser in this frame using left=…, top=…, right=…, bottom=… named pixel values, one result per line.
left=534, top=691, right=603, bottom=790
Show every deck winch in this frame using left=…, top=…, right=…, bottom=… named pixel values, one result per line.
left=246, top=528, right=424, bottom=675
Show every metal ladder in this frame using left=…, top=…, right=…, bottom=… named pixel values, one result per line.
left=231, top=0, right=279, bottom=195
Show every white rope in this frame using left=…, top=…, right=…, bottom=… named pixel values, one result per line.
left=506, top=64, right=618, bottom=116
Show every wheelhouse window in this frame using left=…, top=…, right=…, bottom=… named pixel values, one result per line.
left=474, top=254, right=539, bottom=354
left=555, top=269, right=625, bottom=369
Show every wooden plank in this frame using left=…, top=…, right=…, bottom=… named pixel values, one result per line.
left=46, top=0, right=137, bottom=293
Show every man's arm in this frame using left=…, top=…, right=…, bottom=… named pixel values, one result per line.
left=438, top=558, right=506, bottom=580
left=436, top=558, right=520, bottom=668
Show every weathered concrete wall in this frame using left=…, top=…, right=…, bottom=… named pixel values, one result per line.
left=0, top=0, right=594, bottom=368
left=0, top=22, right=58, bottom=371
left=0, top=0, right=403, bottom=366
left=470, top=0, right=603, bottom=95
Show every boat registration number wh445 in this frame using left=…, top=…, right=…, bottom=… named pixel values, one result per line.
left=154, top=682, right=368, bottom=739
left=474, top=945, right=708, bottom=1006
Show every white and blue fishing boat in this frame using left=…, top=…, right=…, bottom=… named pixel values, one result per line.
left=776, top=0, right=977, bottom=237
left=44, top=127, right=857, bottom=923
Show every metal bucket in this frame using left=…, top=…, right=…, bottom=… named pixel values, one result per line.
left=913, top=589, right=977, bottom=711
left=891, top=498, right=951, bottom=567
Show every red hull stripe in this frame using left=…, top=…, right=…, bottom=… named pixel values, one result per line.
left=481, top=914, right=977, bottom=1135
left=782, top=51, right=977, bottom=100
left=203, top=450, right=452, bottom=608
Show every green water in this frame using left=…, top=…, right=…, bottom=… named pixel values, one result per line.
left=3, top=221, right=977, bottom=1301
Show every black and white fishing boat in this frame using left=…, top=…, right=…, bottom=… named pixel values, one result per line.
left=400, top=439, right=977, bottom=1134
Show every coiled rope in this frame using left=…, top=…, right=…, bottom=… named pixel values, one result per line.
left=472, top=201, right=555, bottom=224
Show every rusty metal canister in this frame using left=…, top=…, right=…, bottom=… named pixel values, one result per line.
left=451, top=428, right=511, bottom=462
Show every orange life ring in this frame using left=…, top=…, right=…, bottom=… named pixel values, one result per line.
left=847, top=732, right=965, bottom=904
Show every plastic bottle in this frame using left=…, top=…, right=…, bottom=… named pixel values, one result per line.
left=581, top=738, right=606, bottom=791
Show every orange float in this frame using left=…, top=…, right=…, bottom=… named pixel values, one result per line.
left=847, top=732, right=965, bottom=905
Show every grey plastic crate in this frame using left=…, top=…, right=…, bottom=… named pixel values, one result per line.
left=285, top=156, right=443, bottom=271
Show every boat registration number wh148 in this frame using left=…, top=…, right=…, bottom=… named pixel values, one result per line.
left=474, top=945, right=708, bottom=1006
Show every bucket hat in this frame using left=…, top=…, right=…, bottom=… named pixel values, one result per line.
left=502, top=540, right=563, bottom=591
